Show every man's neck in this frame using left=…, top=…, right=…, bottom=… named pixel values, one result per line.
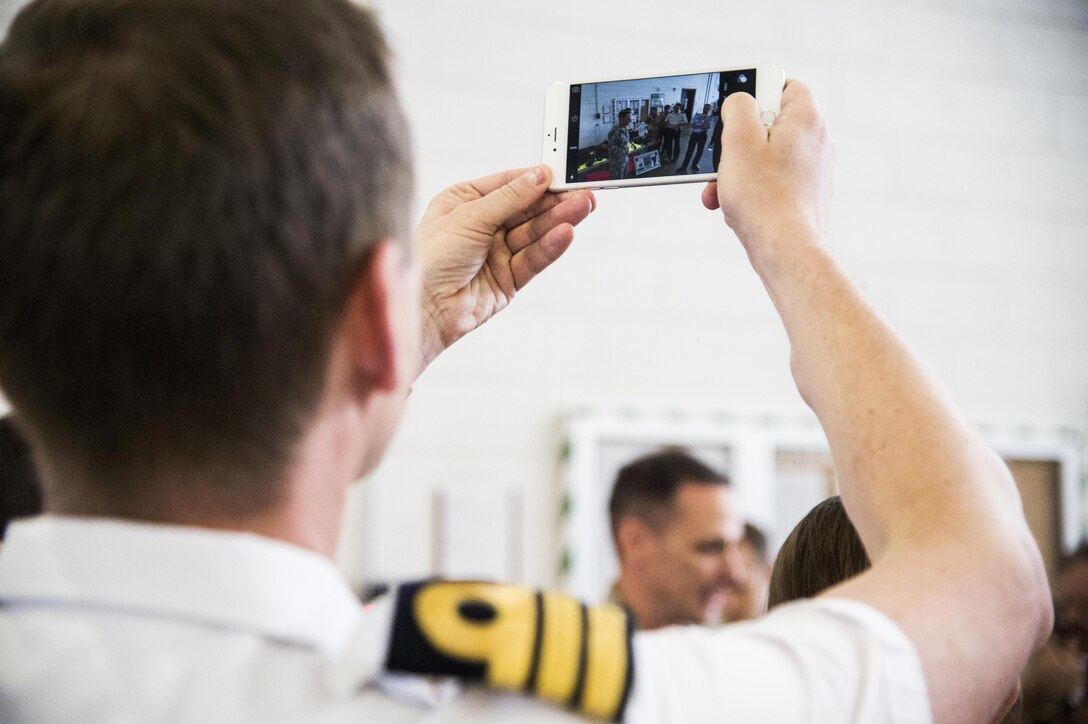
left=613, top=576, right=675, bottom=631
left=44, top=481, right=347, bottom=558
left=39, top=410, right=364, bottom=559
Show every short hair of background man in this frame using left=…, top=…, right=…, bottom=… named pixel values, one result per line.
left=608, top=449, right=731, bottom=541
left=0, top=0, right=412, bottom=516
left=741, top=522, right=768, bottom=563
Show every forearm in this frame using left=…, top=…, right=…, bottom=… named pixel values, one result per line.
left=750, top=222, right=1051, bottom=720
left=746, top=224, right=1007, bottom=556
left=714, top=80, right=1050, bottom=723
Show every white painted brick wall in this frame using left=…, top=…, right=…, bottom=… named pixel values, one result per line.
left=350, top=0, right=1088, bottom=589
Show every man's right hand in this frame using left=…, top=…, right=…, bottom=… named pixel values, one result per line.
left=414, top=166, right=594, bottom=378
left=701, top=81, right=835, bottom=260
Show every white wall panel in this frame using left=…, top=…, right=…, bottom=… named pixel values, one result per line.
left=338, top=0, right=1088, bottom=591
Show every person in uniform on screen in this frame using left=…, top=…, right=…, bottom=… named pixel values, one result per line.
left=606, top=108, right=633, bottom=180
left=678, top=102, right=713, bottom=174
left=663, top=102, right=687, bottom=165
left=646, top=105, right=665, bottom=157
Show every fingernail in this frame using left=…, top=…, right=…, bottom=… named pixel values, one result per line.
left=523, top=166, right=545, bottom=185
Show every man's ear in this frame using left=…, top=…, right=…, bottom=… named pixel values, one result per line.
left=615, top=516, right=651, bottom=565
left=341, top=240, right=407, bottom=396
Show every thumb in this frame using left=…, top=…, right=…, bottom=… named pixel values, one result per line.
left=463, top=165, right=552, bottom=230
left=720, top=92, right=765, bottom=145
left=701, top=181, right=721, bottom=210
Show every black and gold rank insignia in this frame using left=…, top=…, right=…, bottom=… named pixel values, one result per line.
left=385, top=580, right=635, bottom=721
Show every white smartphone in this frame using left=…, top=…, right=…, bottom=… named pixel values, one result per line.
left=542, top=64, right=784, bottom=190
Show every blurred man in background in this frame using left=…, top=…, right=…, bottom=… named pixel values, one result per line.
left=607, top=449, right=746, bottom=629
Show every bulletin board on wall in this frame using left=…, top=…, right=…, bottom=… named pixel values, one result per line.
left=610, top=98, right=650, bottom=123
left=556, top=410, right=1085, bottom=604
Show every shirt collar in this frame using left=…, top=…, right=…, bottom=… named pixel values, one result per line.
left=0, top=516, right=380, bottom=660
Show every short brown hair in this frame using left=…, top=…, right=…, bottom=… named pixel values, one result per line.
left=741, top=522, right=769, bottom=564
left=608, top=448, right=729, bottom=538
left=0, top=0, right=411, bottom=515
left=767, top=495, right=870, bottom=608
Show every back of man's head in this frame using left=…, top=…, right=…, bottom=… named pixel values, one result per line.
left=608, top=448, right=730, bottom=540
left=0, top=0, right=411, bottom=516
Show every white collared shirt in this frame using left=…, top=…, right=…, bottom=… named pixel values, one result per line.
left=0, top=517, right=931, bottom=723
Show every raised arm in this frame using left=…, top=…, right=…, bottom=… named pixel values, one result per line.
left=704, top=81, right=1051, bottom=723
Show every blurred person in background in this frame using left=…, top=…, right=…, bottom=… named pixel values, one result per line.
left=767, top=495, right=869, bottom=609
left=768, top=495, right=1022, bottom=723
left=722, top=522, right=773, bottom=622
left=1023, top=545, right=1088, bottom=723
left=607, top=448, right=746, bottom=630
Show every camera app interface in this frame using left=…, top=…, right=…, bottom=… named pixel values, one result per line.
left=565, top=69, right=755, bottom=183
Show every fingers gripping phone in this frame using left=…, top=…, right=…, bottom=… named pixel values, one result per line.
left=542, top=65, right=784, bottom=191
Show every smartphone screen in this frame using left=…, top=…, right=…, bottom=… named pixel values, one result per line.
left=563, top=68, right=756, bottom=185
